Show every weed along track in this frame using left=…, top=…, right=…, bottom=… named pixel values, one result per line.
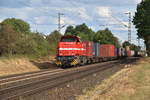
left=0, top=57, right=139, bottom=100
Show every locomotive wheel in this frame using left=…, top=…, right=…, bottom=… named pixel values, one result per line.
left=79, top=57, right=86, bottom=66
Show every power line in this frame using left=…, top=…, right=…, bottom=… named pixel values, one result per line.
left=68, top=0, right=78, bottom=7
left=99, top=12, right=132, bottom=43
left=67, top=0, right=85, bottom=20
left=110, top=15, right=128, bottom=28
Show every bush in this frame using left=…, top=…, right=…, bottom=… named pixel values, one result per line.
left=0, top=18, right=51, bottom=57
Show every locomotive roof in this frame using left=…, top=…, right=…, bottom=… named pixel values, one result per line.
left=61, top=35, right=81, bottom=42
left=62, top=35, right=79, bottom=38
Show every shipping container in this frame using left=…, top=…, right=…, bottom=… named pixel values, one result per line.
left=131, top=50, right=135, bottom=56
left=93, top=43, right=100, bottom=57
left=125, top=46, right=130, bottom=51
left=100, top=44, right=115, bottom=57
left=118, top=48, right=122, bottom=57
left=83, top=41, right=94, bottom=57
left=127, top=50, right=131, bottom=57
left=122, top=48, right=126, bottom=56
left=115, top=48, right=119, bottom=57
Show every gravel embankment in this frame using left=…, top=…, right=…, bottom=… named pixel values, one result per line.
left=22, top=58, right=139, bottom=100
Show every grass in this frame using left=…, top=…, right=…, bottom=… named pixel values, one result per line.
left=77, top=57, right=150, bottom=100
left=0, top=56, right=40, bottom=76
left=0, top=54, right=56, bottom=76
left=128, top=60, right=150, bottom=100
left=0, top=53, right=56, bottom=61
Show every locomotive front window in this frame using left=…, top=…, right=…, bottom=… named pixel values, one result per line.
left=61, top=37, right=77, bottom=42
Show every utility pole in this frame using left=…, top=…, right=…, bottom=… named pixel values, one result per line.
left=58, top=13, right=64, bottom=33
left=138, top=38, right=140, bottom=47
left=125, top=12, right=132, bottom=43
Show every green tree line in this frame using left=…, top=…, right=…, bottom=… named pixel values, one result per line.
left=0, top=18, right=61, bottom=57
left=65, top=24, right=120, bottom=48
left=122, top=41, right=141, bottom=52
left=133, top=0, right=150, bottom=56
left=0, top=18, right=140, bottom=57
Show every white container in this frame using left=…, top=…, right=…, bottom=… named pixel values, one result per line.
left=131, top=50, right=135, bottom=56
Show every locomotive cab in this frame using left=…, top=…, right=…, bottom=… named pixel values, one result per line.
left=56, top=35, right=83, bottom=67
left=57, top=35, right=82, bottom=56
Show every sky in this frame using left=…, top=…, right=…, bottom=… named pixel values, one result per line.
left=0, top=0, right=144, bottom=47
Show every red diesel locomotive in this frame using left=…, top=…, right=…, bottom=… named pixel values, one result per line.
left=55, top=35, right=119, bottom=67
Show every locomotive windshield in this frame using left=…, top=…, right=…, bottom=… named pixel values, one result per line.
left=61, top=37, right=77, bottom=42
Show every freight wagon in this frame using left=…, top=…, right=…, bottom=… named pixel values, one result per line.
left=99, top=44, right=116, bottom=61
left=55, top=35, right=135, bottom=68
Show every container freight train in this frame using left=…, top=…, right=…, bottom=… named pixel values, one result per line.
left=55, top=35, right=134, bottom=67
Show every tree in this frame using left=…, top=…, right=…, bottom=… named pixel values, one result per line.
left=122, top=41, right=141, bottom=51
left=0, top=23, right=20, bottom=55
left=31, top=32, right=51, bottom=56
left=133, top=0, right=150, bottom=56
left=122, top=41, right=131, bottom=48
left=64, top=23, right=95, bottom=41
left=130, top=44, right=141, bottom=51
left=93, top=28, right=120, bottom=48
left=47, top=30, right=62, bottom=43
left=0, top=18, right=51, bottom=57
left=65, top=26, right=75, bottom=35
left=75, top=23, right=94, bottom=41
left=46, top=30, right=62, bottom=54
left=2, top=18, right=30, bottom=34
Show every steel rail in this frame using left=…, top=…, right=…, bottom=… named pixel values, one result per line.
left=0, top=61, right=121, bottom=100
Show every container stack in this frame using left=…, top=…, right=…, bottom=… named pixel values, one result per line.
left=126, top=46, right=131, bottom=57
left=131, top=50, right=135, bottom=56
left=100, top=44, right=115, bottom=57
left=93, top=43, right=100, bottom=57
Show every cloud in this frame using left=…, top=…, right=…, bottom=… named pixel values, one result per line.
left=0, top=0, right=140, bottom=42
left=112, top=27, right=128, bottom=31
left=62, top=17, right=75, bottom=25
left=0, top=18, right=5, bottom=23
left=62, top=7, right=91, bottom=20
left=29, top=0, right=43, bottom=7
left=0, top=7, right=34, bottom=20
left=96, top=7, right=111, bottom=17
left=33, top=16, right=49, bottom=24
left=114, top=34, right=126, bottom=43
left=89, top=26, right=96, bottom=31
left=74, top=0, right=140, bottom=7
left=134, top=0, right=142, bottom=4
left=53, top=16, right=75, bottom=25
left=0, top=0, right=29, bottom=8
left=77, top=8, right=91, bottom=20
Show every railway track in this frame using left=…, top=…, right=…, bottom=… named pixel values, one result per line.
left=0, top=57, right=139, bottom=100
left=0, top=69, right=64, bottom=86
